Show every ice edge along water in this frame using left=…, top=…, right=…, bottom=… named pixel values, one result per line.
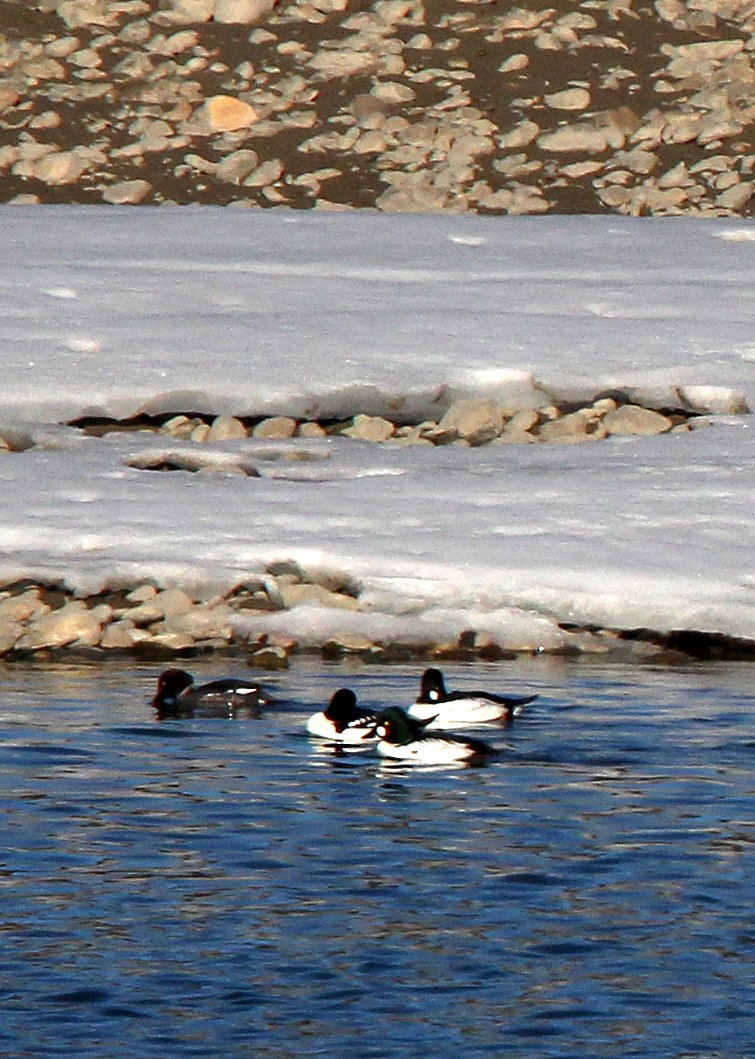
left=0, top=206, right=754, bottom=652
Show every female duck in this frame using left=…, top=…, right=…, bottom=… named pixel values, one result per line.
left=373, top=707, right=497, bottom=765
left=306, top=688, right=377, bottom=744
left=409, top=667, right=537, bottom=727
left=152, top=668, right=271, bottom=717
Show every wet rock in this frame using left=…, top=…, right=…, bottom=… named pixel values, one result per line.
left=33, top=151, right=88, bottom=185
left=247, top=643, right=289, bottom=668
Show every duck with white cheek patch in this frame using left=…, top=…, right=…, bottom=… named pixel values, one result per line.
left=306, top=688, right=378, bottom=744
left=152, top=668, right=271, bottom=718
left=372, top=707, right=498, bottom=765
left=409, top=667, right=537, bottom=727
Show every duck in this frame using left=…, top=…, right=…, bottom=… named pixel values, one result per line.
left=152, top=668, right=271, bottom=717
left=372, top=706, right=497, bottom=765
left=408, top=667, right=537, bottom=727
left=306, top=688, right=378, bottom=744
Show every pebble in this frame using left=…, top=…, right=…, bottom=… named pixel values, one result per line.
left=194, top=95, right=259, bottom=134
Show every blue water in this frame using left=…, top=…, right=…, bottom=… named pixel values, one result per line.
left=0, top=658, right=753, bottom=1058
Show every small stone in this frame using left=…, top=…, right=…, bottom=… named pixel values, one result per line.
left=194, top=95, right=259, bottom=134
left=279, top=583, right=361, bottom=610
left=537, top=124, right=611, bottom=154
left=0, top=591, right=51, bottom=623
left=252, top=417, right=298, bottom=438
left=157, top=0, right=215, bottom=23
left=215, top=149, right=260, bottom=184
left=343, top=414, right=395, bottom=442
left=438, top=398, right=504, bottom=446
left=602, top=405, right=673, bottom=436
left=214, top=0, right=276, bottom=23
left=498, top=54, right=529, bottom=73
left=716, top=182, right=753, bottom=211
left=102, top=179, right=152, bottom=204
left=33, top=152, right=88, bottom=185
left=206, top=415, right=248, bottom=442
left=537, top=410, right=603, bottom=443
left=247, top=644, right=289, bottom=669
left=0, top=622, right=23, bottom=654
left=126, top=583, right=158, bottom=603
left=297, top=421, right=326, bottom=438
left=544, top=87, right=591, bottom=110
left=100, top=620, right=152, bottom=649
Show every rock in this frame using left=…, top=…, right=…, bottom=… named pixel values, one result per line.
left=126, top=583, right=158, bottom=603
left=716, top=183, right=753, bottom=211
left=214, top=0, right=276, bottom=23
left=20, top=602, right=102, bottom=649
left=343, top=414, right=395, bottom=442
left=100, top=620, right=152, bottom=649
left=206, top=415, right=248, bottom=441
left=247, top=644, right=289, bottom=669
left=496, top=409, right=539, bottom=443
left=157, top=0, right=215, bottom=23
left=498, top=54, right=529, bottom=73
left=194, top=95, right=259, bottom=134
left=33, top=151, right=88, bottom=185
left=0, top=621, right=23, bottom=654
left=161, top=606, right=233, bottom=640
left=537, top=409, right=605, bottom=443
left=102, top=179, right=152, bottom=204
left=308, top=50, right=377, bottom=78
left=215, top=149, right=260, bottom=184
left=243, top=159, right=284, bottom=187
left=252, top=417, right=298, bottom=438
left=602, top=405, right=673, bottom=436
left=297, top=421, right=326, bottom=438
left=322, top=633, right=374, bottom=655
left=544, top=87, right=591, bottom=110
left=438, top=398, right=504, bottom=445
left=0, top=591, right=51, bottom=622
left=537, top=124, right=611, bottom=154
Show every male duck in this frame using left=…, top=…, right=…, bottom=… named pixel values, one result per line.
left=152, top=668, right=271, bottom=717
left=408, top=667, right=537, bottom=727
left=372, top=707, right=497, bottom=765
left=306, top=688, right=378, bottom=744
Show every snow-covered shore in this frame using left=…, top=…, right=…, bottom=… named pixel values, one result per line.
left=1, top=207, right=753, bottom=660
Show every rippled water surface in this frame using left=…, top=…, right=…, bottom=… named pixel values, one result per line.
left=0, top=658, right=753, bottom=1058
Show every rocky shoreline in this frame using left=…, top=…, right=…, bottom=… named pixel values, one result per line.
left=1, top=0, right=754, bottom=215
left=2, top=570, right=754, bottom=666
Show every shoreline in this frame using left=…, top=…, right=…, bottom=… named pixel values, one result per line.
left=2, top=577, right=753, bottom=666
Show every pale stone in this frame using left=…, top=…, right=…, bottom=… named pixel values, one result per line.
left=308, top=50, right=377, bottom=78
left=297, top=421, right=326, bottom=438
left=147, top=631, right=196, bottom=651
left=438, top=398, right=504, bottom=445
left=21, top=603, right=102, bottom=649
left=214, top=0, right=276, bottom=23
left=215, top=149, right=259, bottom=184
left=279, top=583, right=361, bottom=610
left=544, top=87, right=591, bottom=110
left=252, top=417, right=298, bottom=438
left=537, top=410, right=603, bottom=443
left=498, top=121, right=540, bottom=149
left=602, top=405, right=673, bottom=436
left=371, top=82, right=415, bottom=103
left=323, top=634, right=374, bottom=653
left=33, top=152, right=88, bottom=185
left=194, top=95, right=259, bottom=134
left=161, top=606, right=233, bottom=640
left=537, top=124, right=610, bottom=154
left=343, top=415, right=395, bottom=442
left=243, top=159, right=284, bottom=186
left=0, top=622, right=23, bottom=654
left=206, top=415, right=248, bottom=441
left=0, top=591, right=51, bottom=623
left=126, top=583, right=158, bottom=603
left=716, top=182, right=752, bottom=210
left=102, top=179, right=152, bottom=204
left=100, top=621, right=152, bottom=649
left=496, top=409, right=539, bottom=443
left=191, top=423, right=211, bottom=443
left=158, top=0, right=215, bottom=23
left=498, top=54, right=529, bottom=73
left=247, top=644, right=289, bottom=669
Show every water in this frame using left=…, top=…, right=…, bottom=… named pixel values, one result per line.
left=0, top=657, right=753, bottom=1059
